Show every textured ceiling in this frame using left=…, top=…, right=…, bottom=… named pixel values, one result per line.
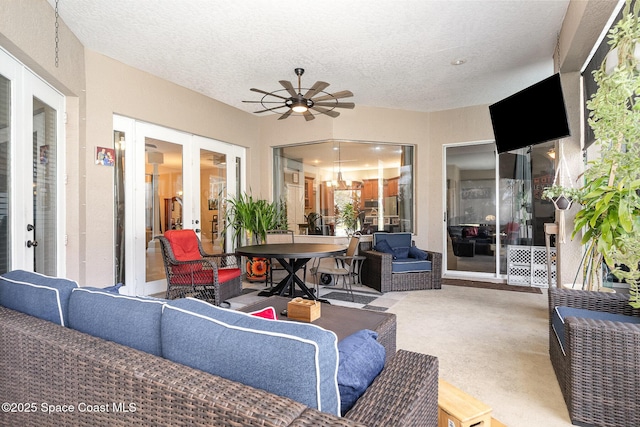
left=49, top=0, right=571, bottom=116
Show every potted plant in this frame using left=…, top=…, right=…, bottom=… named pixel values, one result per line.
left=225, top=192, right=282, bottom=282
left=338, top=202, right=359, bottom=235
left=542, top=185, right=581, bottom=210
left=570, top=0, right=640, bottom=297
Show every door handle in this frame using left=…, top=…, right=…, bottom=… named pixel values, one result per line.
left=195, top=229, right=201, bottom=233
left=27, top=224, right=35, bottom=231
left=27, top=240, right=38, bottom=248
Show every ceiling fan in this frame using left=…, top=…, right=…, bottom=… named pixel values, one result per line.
left=243, top=68, right=355, bottom=121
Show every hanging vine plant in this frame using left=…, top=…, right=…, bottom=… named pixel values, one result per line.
left=571, top=0, right=640, bottom=300
left=542, top=185, right=581, bottom=210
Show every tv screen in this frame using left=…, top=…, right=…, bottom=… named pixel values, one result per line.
left=489, top=73, right=570, bottom=154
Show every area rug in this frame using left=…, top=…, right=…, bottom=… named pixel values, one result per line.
left=442, top=278, right=543, bottom=294
left=321, top=291, right=377, bottom=305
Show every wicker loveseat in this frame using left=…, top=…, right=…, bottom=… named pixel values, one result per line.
left=548, top=287, right=640, bottom=427
left=361, top=233, right=442, bottom=292
left=0, top=270, right=439, bottom=427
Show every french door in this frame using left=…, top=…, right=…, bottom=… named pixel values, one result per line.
left=113, top=116, right=245, bottom=296
left=0, top=48, right=65, bottom=275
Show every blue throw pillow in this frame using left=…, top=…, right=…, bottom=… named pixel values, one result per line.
left=102, top=283, right=123, bottom=293
left=408, top=246, right=428, bottom=260
left=374, top=239, right=395, bottom=257
left=337, top=329, right=385, bottom=415
left=392, top=246, right=410, bottom=260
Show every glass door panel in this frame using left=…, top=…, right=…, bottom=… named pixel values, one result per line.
left=32, top=97, right=58, bottom=275
left=198, top=148, right=226, bottom=254
left=0, top=73, right=9, bottom=274
left=445, top=143, right=497, bottom=275
left=145, top=138, right=183, bottom=284
left=193, top=135, right=245, bottom=254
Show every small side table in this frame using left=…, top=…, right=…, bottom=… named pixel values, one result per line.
left=438, top=378, right=492, bottom=427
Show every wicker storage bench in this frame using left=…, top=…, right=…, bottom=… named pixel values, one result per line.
left=548, top=287, right=640, bottom=427
left=0, top=305, right=439, bottom=426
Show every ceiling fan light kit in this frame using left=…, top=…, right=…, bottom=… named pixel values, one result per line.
left=243, top=68, right=354, bottom=121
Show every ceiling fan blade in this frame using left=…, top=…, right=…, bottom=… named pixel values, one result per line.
left=243, top=100, right=283, bottom=103
left=304, top=81, right=330, bottom=99
left=303, top=110, right=315, bottom=121
left=250, top=88, right=289, bottom=100
left=311, top=90, right=354, bottom=102
left=314, top=102, right=355, bottom=109
left=279, top=80, right=298, bottom=97
left=254, top=105, right=287, bottom=113
left=310, top=106, right=340, bottom=118
left=278, top=109, right=293, bottom=120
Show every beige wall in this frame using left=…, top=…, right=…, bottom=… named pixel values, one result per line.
left=0, top=0, right=619, bottom=287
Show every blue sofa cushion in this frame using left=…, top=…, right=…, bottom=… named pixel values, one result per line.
left=161, top=298, right=340, bottom=416
left=391, top=258, right=432, bottom=273
left=0, top=270, right=78, bottom=326
left=408, top=246, right=428, bottom=261
left=68, top=288, right=166, bottom=357
left=552, top=306, right=640, bottom=355
left=373, top=232, right=412, bottom=250
left=337, top=329, right=385, bottom=415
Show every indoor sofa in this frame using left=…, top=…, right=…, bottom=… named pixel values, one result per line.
left=549, top=287, right=640, bottom=427
left=0, top=270, right=439, bottom=427
left=361, top=232, right=442, bottom=292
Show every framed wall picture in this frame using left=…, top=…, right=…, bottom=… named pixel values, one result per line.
left=293, top=172, right=299, bottom=184
left=96, top=146, right=115, bottom=166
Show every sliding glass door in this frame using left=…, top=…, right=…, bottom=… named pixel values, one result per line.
left=444, top=141, right=557, bottom=280
left=445, top=143, right=498, bottom=276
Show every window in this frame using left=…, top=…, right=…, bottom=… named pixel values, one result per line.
left=273, top=141, right=414, bottom=236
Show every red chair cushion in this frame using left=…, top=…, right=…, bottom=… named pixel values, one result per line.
left=218, top=268, right=241, bottom=283
left=170, top=267, right=241, bottom=285
left=165, top=230, right=201, bottom=261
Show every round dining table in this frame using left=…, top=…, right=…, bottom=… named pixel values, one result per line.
left=236, top=243, right=345, bottom=300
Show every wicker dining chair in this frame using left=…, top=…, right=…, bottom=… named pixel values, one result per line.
left=311, top=235, right=364, bottom=301
left=156, top=229, right=242, bottom=306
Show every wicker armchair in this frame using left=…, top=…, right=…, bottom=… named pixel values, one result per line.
left=157, top=230, right=242, bottom=306
left=360, top=234, right=442, bottom=292
left=548, top=287, right=640, bottom=427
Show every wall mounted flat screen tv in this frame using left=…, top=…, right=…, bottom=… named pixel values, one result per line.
left=489, top=73, right=570, bottom=154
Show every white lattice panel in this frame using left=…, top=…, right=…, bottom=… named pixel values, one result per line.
left=508, top=245, right=556, bottom=287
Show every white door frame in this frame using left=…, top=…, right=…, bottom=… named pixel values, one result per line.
left=114, top=115, right=246, bottom=296
left=1, top=47, right=66, bottom=275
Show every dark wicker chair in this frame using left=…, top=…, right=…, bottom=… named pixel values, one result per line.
left=360, top=234, right=442, bottom=292
left=548, top=287, right=640, bottom=427
left=156, top=229, right=242, bottom=306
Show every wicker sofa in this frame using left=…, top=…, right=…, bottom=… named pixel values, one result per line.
left=548, top=287, right=640, bottom=427
left=361, top=233, right=442, bottom=292
left=0, top=272, right=439, bottom=426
